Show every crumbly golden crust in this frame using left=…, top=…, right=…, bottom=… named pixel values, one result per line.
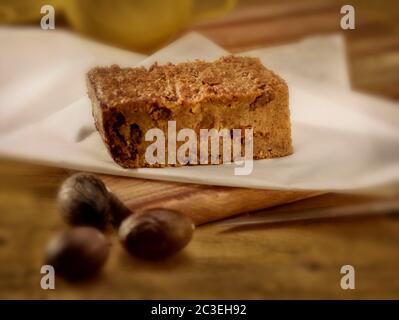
left=87, top=56, right=293, bottom=168
left=87, top=56, right=279, bottom=108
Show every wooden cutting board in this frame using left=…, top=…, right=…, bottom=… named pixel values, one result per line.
left=100, top=174, right=320, bottom=225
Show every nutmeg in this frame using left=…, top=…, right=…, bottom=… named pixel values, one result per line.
left=45, top=227, right=110, bottom=281
left=57, top=173, right=131, bottom=229
left=119, top=208, right=194, bottom=260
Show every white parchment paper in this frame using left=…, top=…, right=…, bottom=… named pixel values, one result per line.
left=0, top=28, right=398, bottom=191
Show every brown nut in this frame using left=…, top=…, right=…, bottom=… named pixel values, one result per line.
left=45, top=227, right=110, bottom=281
left=119, top=208, right=195, bottom=260
left=108, top=192, right=132, bottom=228
left=57, top=173, right=131, bottom=229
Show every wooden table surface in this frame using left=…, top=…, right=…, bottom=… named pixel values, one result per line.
left=1, top=0, right=399, bottom=299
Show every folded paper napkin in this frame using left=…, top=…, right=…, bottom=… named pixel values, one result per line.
left=0, top=27, right=398, bottom=192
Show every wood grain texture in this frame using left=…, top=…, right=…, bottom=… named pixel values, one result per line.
left=101, top=175, right=319, bottom=225
left=0, top=159, right=397, bottom=299
left=0, top=0, right=399, bottom=299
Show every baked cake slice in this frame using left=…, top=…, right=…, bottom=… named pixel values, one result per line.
left=87, top=56, right=292, bottom=168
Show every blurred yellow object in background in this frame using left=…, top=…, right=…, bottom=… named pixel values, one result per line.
left=0, top=0, right=235, bottom=52
left=64, top=0, right=235, bottom=52
left=0, top=0, right=61, bottom=23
